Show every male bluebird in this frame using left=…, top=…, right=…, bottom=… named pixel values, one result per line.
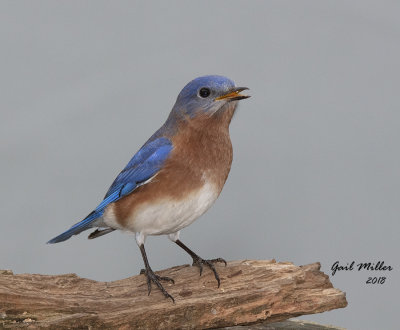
left=48, top=75, right=250, bottom=302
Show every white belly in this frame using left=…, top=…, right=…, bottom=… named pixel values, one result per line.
left=104, top=182, right=219, bottom=236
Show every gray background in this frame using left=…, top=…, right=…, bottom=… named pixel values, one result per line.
left=0, top=1, right=398, bottom=329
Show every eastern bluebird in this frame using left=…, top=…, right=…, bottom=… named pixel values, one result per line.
left=48, top=75, right=250, bottom=301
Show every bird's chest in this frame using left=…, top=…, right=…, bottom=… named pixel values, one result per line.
left=172, top=124, right=233, bottom=190
left=129, top=126, right=233, bottom=235
left=106, top=117, right=234, bottom=234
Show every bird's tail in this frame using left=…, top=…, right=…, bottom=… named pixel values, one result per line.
left=47, top=211, right=101, bottom=244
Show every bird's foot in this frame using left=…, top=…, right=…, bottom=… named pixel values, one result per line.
left=191, top=256, right=227, bottom=287
left=140, top=268, right=175, bottom=303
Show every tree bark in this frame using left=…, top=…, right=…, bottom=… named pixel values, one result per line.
left=0, top=260, right=347, bottom=329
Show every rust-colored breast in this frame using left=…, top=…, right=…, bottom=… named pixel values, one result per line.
left=113, top=103, right=236, bottom=227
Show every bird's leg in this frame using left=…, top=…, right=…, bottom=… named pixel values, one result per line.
left=174, top=239, right=227, bottom=287
left=139, top=244, right=175, bottom=302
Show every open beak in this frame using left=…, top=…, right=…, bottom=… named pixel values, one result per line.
left=215, top=87, right=250, bottom=102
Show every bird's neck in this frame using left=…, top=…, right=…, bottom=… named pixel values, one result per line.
left=212, top=101, right=237, bottom=128
left=168, top=102, right=237, bottom=134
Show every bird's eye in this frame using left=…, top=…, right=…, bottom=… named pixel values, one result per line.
left=198, top=87, right=211, bottom=98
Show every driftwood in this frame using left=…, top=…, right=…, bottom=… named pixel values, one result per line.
left=0, top=260, right=347, bottom=329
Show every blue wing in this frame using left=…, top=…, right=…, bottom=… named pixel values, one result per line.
left=47, top=137, right=173, bottom=244
left=104, top=137, right=173, bottom=199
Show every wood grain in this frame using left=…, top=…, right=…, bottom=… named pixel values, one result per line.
left=0, top=260, right=347, bottom=329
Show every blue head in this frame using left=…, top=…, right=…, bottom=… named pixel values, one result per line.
left=171, top=75, right=249, bottom=118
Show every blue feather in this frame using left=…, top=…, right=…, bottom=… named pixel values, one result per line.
left=47, top=210, right=101, bottom=243
left=47, top=137, right=173, bottom=244
left=104, top=137, right=173, bottom=198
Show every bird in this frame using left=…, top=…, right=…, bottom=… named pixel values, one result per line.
left=48, top=75, right=250, bottom=302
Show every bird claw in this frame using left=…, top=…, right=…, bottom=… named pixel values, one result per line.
left=192, top=256, right=227, bottom=287
left=141, top=268, right=175, bottom=303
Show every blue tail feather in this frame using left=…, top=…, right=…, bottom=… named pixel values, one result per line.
left=47, top=190, right=121, bottom=244
left=47, top=210, right=101, bottom=244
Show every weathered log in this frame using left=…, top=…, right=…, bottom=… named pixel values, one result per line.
left=0, top=260, right=347, bottom=329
